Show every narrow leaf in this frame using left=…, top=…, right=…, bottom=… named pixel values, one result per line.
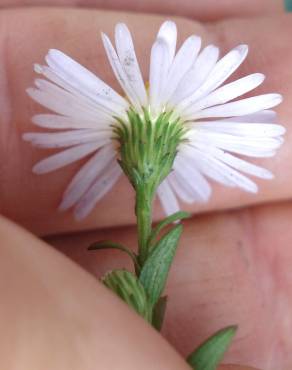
left=152, top=295, right=168, bottom=331
left=139, top=224, right=182, bottom=306
left=88, top=240, right=139, bottom=270
left=187, top=325, right=238, bottom=370
left=103, top=270, right=152, bottom=322
left=148, top=211, right=190, bottom=248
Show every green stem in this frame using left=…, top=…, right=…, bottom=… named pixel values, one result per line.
left=136, top=185, right=154, bottom=267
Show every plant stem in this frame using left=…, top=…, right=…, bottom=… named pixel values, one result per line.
left=136, top=185, right=154, bottom=267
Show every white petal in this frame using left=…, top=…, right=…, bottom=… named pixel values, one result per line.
left=149, top=38, right=170, bottom=115
left=162, top=35, right=201, bottom=103
left=192, top=121, right=286, bottom=137
left=59, top=144, right=117, bottom=211
left=178, top=44, right=248, bottom=112
left=27, top=82, right=108, bottom=121
left=74, top=162, right=122, bottom=220
left=34, top=63, right=77, bottom=94
left=44, top=50, right=128, bottom=115
left=184, top=146, right=258, bottom=192
left=157, top=179, right=180, bottom=216
left=188, top=73, right=265, bottom=112
left=171, top=45, right=219, bottom=105
left=191, top=156, right=236, bottom=187
left=35, top=64, right=115, bottom=117
left=173, top=154, right=211, bottom=202
left=188, top=132, right=281, bottom=158
left=188, top=94, right=283, bottom=120
left=210, top=149, right=274, bottom=179
left=32, top=141, right=108, bottom=174
left=23, top=130, right=111, bottom=148
left=168, top=172, right=200, bottom=203
left=115, top=23, right=147, bottom=106
left=32, top=114, right=113, bottom=130
left=192, top=130, right=283, bottom=156
left=101, top=32, right=141, bottom=111
left=183, top=144, right=273, bottom=179
left=220, top=110, right=277, bottom=123
left=191, top=130, right=283, bottom=148
left=157, top=21, right=177, bottom=63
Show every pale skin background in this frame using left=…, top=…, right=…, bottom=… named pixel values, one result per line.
left=0, top=0, right=290, bottom=369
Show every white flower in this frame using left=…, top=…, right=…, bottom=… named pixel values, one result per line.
left=24, top=21, right=285, bottom=220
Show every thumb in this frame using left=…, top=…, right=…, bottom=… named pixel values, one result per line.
left=0, top=215, right=260, bottom=370
left=0, top=215, right=188, bottom=370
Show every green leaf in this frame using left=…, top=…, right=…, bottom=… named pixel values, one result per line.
left=148, top=211, right=190, bottom=248
left=187, top=325, right=238, bottom=370
left=139, top=224, right=182, bottom=306
left=152, top=296, right=168, bottom=331
left=88, top=240, right=139, bottom=271
left=103, top=270, right=152, bottom=322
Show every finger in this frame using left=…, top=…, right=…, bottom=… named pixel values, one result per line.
left=49, top=200, right=292, bottom=370
left=0, top=0, right=284, bottom=21
left=0, top=215, right=192, bottom=370
left=1, top=9, right=291, bottom=234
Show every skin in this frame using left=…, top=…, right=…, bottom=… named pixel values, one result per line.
left=0, top=0, right=290, bottom=369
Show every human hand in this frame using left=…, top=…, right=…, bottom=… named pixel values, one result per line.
left=0, top=1, right=290, bottom=369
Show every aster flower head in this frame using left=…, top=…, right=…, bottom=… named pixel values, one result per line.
left=24, top=21, right=285, bottom=220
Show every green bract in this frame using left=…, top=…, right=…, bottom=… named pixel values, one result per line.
left=114, top=108, right=186, bottom=196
